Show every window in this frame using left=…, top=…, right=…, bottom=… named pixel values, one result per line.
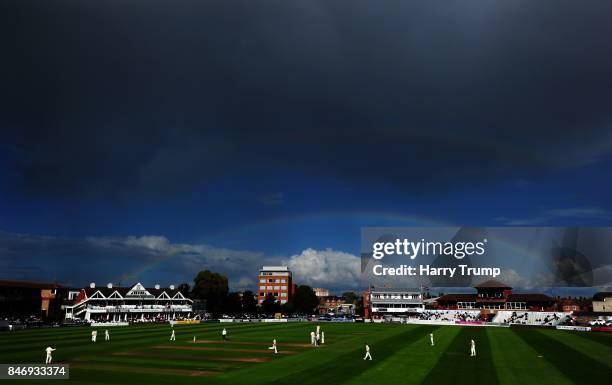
left=281, top=279, right=286, bottom=283
left=267, top=286, right=273, bottom=290
left=260, top=279, right=266, bottom=283
left=281, top=286, right=287, bottom=290
left=458, top=302, right=475, bottom=309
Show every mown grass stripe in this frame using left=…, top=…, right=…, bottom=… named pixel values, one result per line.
left=571, top=330, right=612, bottom=348
left=344, top=325, right=460, bottom=385
left=535, top=328, right=612, bottom=368
left=215, top=324, right=420, bottom=385
left=488, top=327, right=573, bottom=385
left=269, top=325, right=435, bottom=385
left=3, top=323, right=612, bottom=385
left=421, top=326, right=499, bottom=385
left=512, top=328, right=612, bottom=383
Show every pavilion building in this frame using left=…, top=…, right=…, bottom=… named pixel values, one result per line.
left=64, top=282, right=192, bottom=322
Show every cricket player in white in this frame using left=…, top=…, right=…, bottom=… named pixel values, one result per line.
left=321, top=331, right=325, bottom=344
left=310, top=331, right=315, bottom=345
left=470, top=339, right=476, bottom=357
left=170, top=330, right=176, bottom=341
left=430, top=333, right=434, bottom=346
left=45, top=346, right=56, bottom=364
left=363, top=343, right=372, bottom=360
left=315, top=331, right=320, bottom=346
left=222, top=328, right=227, bottom=341
left=105, top=330, right=110, bottom=341
left=268, top=339, right=278, bottom=354
left=91, top=330, right=97, bottom=343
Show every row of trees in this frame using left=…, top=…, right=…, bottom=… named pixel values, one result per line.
left=181, top=270, right=328, bottom=315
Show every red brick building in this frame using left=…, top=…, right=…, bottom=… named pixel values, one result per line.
left=317, top=296, right=346, bottom=315
left=0, top=280, right=65, bottom=321
left=436, top=280, right=555, bottom=316
left=257, top=266, right=293, bottom=305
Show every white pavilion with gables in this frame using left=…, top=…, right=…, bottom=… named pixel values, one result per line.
left=64, top=282, right=193, bottom=322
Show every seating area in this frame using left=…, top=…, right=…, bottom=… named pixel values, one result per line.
left=416, top=310, right=482, bottom=322
left=493, top=311, right=570, bottom=326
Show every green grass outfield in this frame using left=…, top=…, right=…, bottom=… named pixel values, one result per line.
left=1, top=323, right=611, bottom=385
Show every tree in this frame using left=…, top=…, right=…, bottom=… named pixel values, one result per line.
left=292, top=285, right=319, bottom=314
left=191, top=270, right=229, bottom=315
left=241, top=290, right=257, bottom=314
left=355, top=297, right=364, bottom=316
left=281, top=301, right=295, bottom=315
left=177, top=283, right=190, bottom=297
left=225, top=292, right=243, bottom=315
left=342, top=291, right=358, bottom=304
left=261, top=293, right=280, bottom=314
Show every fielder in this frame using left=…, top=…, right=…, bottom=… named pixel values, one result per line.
left=91, top=330, right=97, bottom=343
left=45, top=346, right=56, bottom=364
left=430, top=333, right=434, bottom=346
left=321, top=331, right=325, bottom=344
left=363, top=343, right=372, bottom=360
left=315, top=331, right=320, bottom=346
left=105, top=329, right=110, bottom=341
left=470, top=339, right=476, bottom=357
left=268, top=339, right=278, bottom=354
left=310, top=331, right=315, bottom=345
left=170, top=330, right=176, bottom=341
left=222, top=328, right=227, bottom=341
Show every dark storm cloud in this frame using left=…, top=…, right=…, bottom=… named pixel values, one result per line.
left=0, top=231, right=267, bottom=287
left=2, top=0, right=612, bottom=199
left=0, top=231, right=360, bottom=291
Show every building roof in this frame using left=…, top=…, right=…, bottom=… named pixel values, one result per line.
left=370, top=288, right=421, bottom=293
left=82, top=283, right=184, bottom=299
left=84, top=287, right=130, bottom=297
left=507, top=293, right=554, bottom=302
left=593, top=292, right=612, bottom=301
left=560, top=298, right=580, bottom=306
left=436, top=294, right=478, bottom=302
left=474, top=280, right=512, bottom=289
left=321, top=296, right=344, bottom=301
left=260, top=266, right=289, bottom=271
left=0, top=280, right=63, bottom=289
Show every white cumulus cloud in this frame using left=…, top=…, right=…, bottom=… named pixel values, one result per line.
left=284, top=248, right=360, bottom=289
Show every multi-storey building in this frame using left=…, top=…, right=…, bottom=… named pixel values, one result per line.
left=313, top=288, right=330, bottom=297
left=257, top=266, right=293, bottom=305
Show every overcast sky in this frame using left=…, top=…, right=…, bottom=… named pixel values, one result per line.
left=1, top=1, right=612, bottom=292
